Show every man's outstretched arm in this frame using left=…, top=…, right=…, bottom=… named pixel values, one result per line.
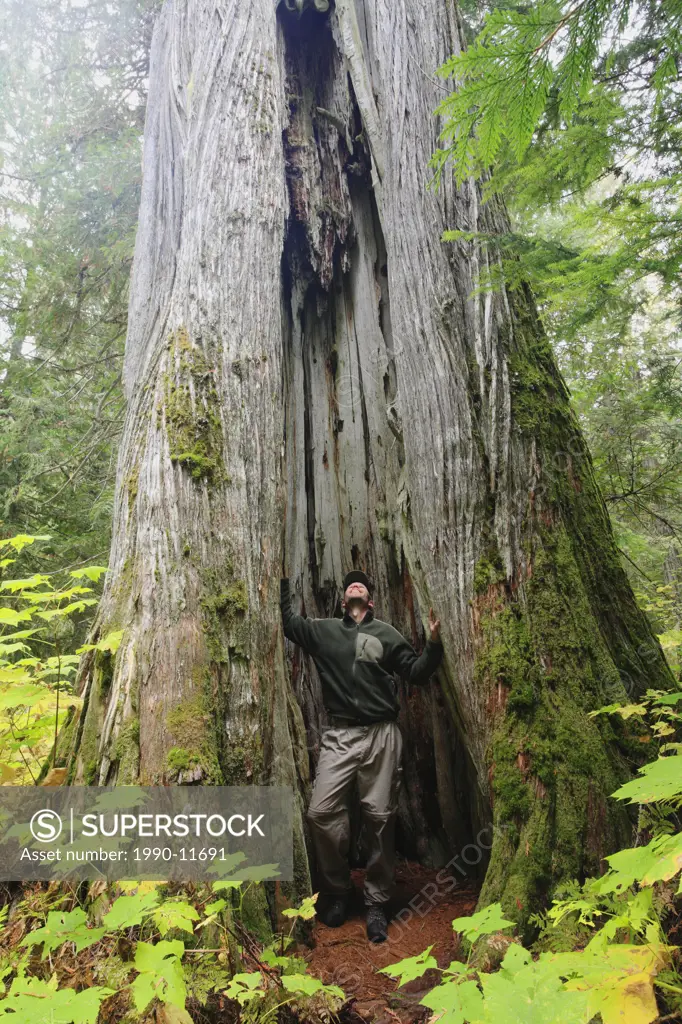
left=280, top=578, right=320, bottom=654
left=390, top=609, right=443, bottom=684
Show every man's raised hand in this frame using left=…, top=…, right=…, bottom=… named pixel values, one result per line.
left=428, top=607, right=441, bottom=642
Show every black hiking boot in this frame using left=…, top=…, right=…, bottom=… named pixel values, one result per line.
left=366, top=903, right=389, bottom=943
left=320, top=891, right=350, bottom=928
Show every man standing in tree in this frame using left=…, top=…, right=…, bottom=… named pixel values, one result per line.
left=280, top=570, right=443, bottom=942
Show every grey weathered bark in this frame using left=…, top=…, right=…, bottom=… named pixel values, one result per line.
left=64, top=0, right=674, bottom=932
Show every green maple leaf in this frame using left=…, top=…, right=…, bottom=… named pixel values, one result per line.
left=0, top=975, right=113, bottom=1024
left=0, top=609, right=33, bottom=627
left=378, top=945, right=438, bottom=987
left=558, top=943, right=667, bottom=1024
left=101, top=890, right=160, bottom=931
left=281, top=893, right=318, bottom=920
left=481, top=949, right=590, bottom=1023
left=597, top=832, right=682, bottom=893
left=152, top=901, right=200, bottom=936
left=0, top=575, right=50, bottom=593
left=222, top=972, right=265, bottom=1006
left=451, top=903, right=515, bottom=943
left=419, top=978, right=485, bottom=1024
left=132, top=940, right=186, bottom=1012
left=0, top=684, right=47, bottom=711
left=281, top=974, right=324, bottom=995
left=20, top=909, right=105, bottom=957
left=3, top=536, right=51, bottom=553
left=211, top=875, right=245, bottom=891
left=611, top=755, right=682, bottom=804
left=69, top=566, right=109, bottom=582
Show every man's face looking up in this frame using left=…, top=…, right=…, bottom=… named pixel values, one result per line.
left=343, top=582, right=370, bottom=620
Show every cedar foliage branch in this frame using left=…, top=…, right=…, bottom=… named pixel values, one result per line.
left=433, top=0, right=682, bottom=184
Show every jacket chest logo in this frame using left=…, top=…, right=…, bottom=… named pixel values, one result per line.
left=355, top=633, right=384, bottom=663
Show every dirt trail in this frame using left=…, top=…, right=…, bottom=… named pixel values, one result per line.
left=301, top=860, right=479, bottom=1024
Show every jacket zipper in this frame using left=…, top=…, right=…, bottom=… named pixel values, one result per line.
left=351, top=622, right=358, bottom=711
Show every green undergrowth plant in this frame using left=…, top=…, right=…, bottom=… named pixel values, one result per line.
left=0, top=882, right=342, bottom=1024
left=4, top=534, right=680, bottom=1023
left=0, top=534, right=117, bottom=784
left=381, top=689, right=682, bottom=1023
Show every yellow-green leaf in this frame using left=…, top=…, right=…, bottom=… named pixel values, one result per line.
left=0, top=608, right=33, bottom=627
left=152, top=902, right=200, bottom=936
left=612, top=755, right=682, bottom=804
left=69, top=566, right=109, bottom=582
left=0, top=575, right=51, bottom=593
left=561, top=944, right=667, bottom=1024
left=378, top=946, right=438, bottom=987
left=1, top=535, right=51, bottom=553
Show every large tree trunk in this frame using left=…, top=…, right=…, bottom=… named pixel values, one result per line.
left=65, top=0, right=674, bottom=933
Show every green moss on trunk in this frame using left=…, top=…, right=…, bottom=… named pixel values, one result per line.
left=115, top=716, right=140, bottom=783
left=35, top=704, right=79, bottom=782
left=68, top=647, right=116, bottom=785
left=200, top=578, right=250, bottom=662
left=466, top=290, right=676, bottom=934
left=124, top=465, right=139, bottom=512
left=165, top=691, right=224, bottom=784
left=230, top=884, right=273, bottom=944
left=157, top=327, right=229, bottom=485
left=475, top=526, right=645, bottom=936
left=506, top=289, right=673, bottom=699
left=221, top=736, right=264, bottom=786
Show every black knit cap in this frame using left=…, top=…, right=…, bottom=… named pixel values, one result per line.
left=342, top=570, right=373, bottom=595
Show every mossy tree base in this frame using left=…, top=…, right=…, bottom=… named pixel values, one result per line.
left=473, top=527, right=641, bottom=933
left=466, top=292, right=673, bottom=930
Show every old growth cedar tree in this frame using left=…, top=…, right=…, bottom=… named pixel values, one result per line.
left=64, top=0, right=674, bottom=931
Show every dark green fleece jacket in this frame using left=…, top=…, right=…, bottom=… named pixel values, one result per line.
left=280, top=578, right=443, bottom=723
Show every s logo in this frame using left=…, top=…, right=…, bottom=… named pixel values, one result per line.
left=30, top=808, right=63, bottom=843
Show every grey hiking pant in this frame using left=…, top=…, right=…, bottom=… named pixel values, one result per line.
left=306, top=718, right=403, bottom=906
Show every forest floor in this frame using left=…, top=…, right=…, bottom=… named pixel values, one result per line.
left=300, top=860, right=479, bottom=1024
